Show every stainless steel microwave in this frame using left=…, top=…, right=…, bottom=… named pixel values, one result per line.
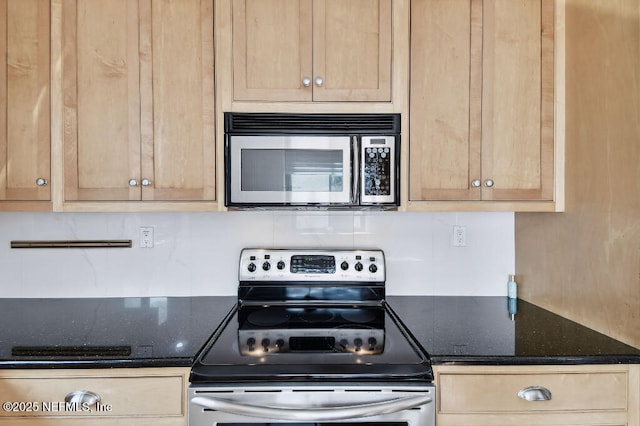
left=224, top=113, right=400, bottom=209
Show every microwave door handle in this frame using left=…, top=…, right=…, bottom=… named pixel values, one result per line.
left=351, top=136, right=360, bottom=204
left=191, top=394, right=432, bottom=421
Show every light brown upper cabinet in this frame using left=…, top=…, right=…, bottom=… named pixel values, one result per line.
left=0, top=0, right=50, bottom=208
left=62, top=0, right=215, bottom=205
left=409, top=0, right=556, bottom=211
left=231, top=0, right=392, bottom=102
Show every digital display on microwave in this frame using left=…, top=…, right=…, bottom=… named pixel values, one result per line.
left=241, top=149, right=344, bottom=192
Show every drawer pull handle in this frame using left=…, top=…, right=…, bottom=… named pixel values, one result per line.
left=518, top=386, right=552, bottom=402
left=65, top=390, right=101, bottom=406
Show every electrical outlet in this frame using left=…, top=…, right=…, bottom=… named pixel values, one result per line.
left=452, top=225, right=466, bottom=247
left=140, top=226, right=154, bottom=248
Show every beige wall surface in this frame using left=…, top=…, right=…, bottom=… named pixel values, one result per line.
left=516, top=0, right=640, bottom=348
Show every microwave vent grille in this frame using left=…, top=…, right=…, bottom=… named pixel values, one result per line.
left=225, top=113, right=400, bottom=134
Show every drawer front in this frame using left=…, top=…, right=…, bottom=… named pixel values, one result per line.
left=0, top=375, right=184, bottom=417
left=439, top=372, right=628, bottom=414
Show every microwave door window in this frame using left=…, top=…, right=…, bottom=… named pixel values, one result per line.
left=241, top=149, right=287, bottom=192
left=239, top=148, right=349, bottom=204
left=285, top=149, right=343, bottom=192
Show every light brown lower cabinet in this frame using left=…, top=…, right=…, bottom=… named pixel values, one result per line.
left=434, top=364, right=640, bottom=426
left=0, top=367, right=189, bottom=425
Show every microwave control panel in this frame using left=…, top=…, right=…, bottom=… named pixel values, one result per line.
left=361, top=136, right=395, bottom=204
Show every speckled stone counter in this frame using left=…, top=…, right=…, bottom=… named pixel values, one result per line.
left=0, top=296, right=235, bottom=368
left=387, top=296, right=640, bottom=365
left=1, top=296, right=638, bottom=369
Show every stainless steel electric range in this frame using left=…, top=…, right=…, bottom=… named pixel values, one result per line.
left=188, top=249, right=434, bottom=425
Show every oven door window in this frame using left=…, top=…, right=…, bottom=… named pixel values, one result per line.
left=230, top=136, right=352, bottom=204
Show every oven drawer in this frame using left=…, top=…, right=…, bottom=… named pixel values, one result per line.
left=0, top=368, right=187, bottom=419
left=436, top=365, right=629, bottom=414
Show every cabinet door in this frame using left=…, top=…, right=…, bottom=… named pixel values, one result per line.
left=481, top=0, right=554, bottom=201
left=62, top=0, right=141, bottom=201
left=409, top=0, right=482, bottom=201
left=409, top=0, right=554, bottom=205
left=232, top=0, right=313, bottom=102
left=313, top=0, right=392, bottom=102
left=0, top=0, right=50, bottom=201
left=141, top=0, right=215, bottom=201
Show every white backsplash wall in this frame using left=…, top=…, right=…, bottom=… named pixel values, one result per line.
left=0, top=211, right=514, bottom=298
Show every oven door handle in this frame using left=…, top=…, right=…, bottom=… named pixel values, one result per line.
left=191, top=394, right=432, bottom=421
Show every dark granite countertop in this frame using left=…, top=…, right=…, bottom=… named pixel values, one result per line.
left=387, top=296, right=640, bottom=365
left=0, top=296, right=638, bottom=369
left=0, top=296, right=235, bottom=368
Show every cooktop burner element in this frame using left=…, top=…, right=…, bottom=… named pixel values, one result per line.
left=245, top=309, right=291, bottom=327
left=298, top=308, right=336, bottom=323
left=190, top=249, right=432, bottom=383
left=340, top=308, right=378, bottom=324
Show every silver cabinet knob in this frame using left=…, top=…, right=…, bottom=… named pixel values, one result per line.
left=471, top=179, right=481, bottom=188
left=65, top=390, right=101, bottom=406
left=129, top=179, right=139, bottom=187
left=314, top=76, right=324, bottom=87
left=518, top=386, right=552, bottom=402
left=302, top=77, right=311, bottom=87
left=35, top=178, right=48, bottom=186
left=141, top=178, right=152, bottom=187
left=484, top=179, right=494, bottom=187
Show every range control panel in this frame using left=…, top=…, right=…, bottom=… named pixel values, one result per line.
left=238, top=249, right=385, bottom=283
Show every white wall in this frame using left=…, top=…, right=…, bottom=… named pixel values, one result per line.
left=0, top=211, right=514, bottom=298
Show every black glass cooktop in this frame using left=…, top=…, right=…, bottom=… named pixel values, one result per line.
left=191, top=303, right=432, bottom=383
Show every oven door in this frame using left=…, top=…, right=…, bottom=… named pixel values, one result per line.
left=226, top=135, right=354, bottom=206
left=188, top=384, right=434, bottom=425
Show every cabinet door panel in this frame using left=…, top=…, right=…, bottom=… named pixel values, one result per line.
left=313, top=0, right=392, bottom=102
left=482, top=0, right=554, bottom=201
left=0, top=0, right=50, bottom=201
left=232, top=0, right=313, bottom=102
left=409, top=0, right=482, bottom=201
left=63, top=0, right=141, bottom=201
left=142, top=0, right=215, bottom=201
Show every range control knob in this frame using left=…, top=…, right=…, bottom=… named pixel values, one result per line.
left=368, top=337, right=377, bottom=350
left=369, top=264, right=378, bottom=273
left=261, top=338, right=270, bottom=352
left=340, top=261, right=349, bottom=271
left=247, top=337, right=256, bottom=352
left=354, top=262, right=363, bottom=272
left=277, top=260, right=286, bottom=270
left=275, top=339, right=285, bottom=350
left=247, top=263, right=257, bottom=273
left=354, top=338, right=363, bottom=352
left=262, top=261, right=271, bottom=271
